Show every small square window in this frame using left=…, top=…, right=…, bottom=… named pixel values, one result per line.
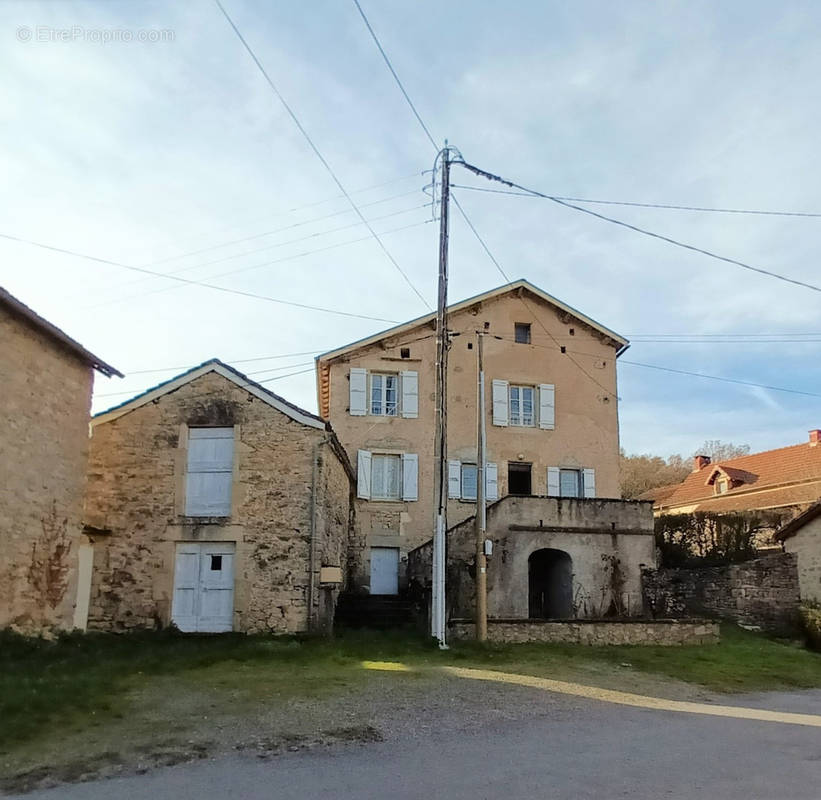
left=400, top=348, right=410, bottom=359
left=210, top=555, right=223, bottom=571
left=514, top=323, right=531, bottom=344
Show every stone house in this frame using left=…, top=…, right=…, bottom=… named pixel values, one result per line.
left=0, top=287, right=121, bottom=631
left=774, top=501, right=821, bottom=604
left=408, top=496, right=656, bottom=621
left=316, top=279, right=643, bottom=600
left=84, top=359, right=354, bottom=634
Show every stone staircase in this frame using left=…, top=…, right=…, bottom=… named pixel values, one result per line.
left=334, top=593, right=417, bottom=630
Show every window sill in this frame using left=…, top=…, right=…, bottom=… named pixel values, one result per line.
left=179, top=515, right=231, bottom=524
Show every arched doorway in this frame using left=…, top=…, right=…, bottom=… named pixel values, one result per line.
left=528, top=549, right=573, bottom=619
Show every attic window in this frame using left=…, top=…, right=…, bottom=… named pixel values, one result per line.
left=514, top=323, right=531, bottom=344
left=715, top=478, right=729, bottom=495
left=400, top=348, right=410, bottom=359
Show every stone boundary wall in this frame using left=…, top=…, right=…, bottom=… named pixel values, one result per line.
left=450, top=618, right=719, bottom=646
left=641, top=552, right=799, bottom=632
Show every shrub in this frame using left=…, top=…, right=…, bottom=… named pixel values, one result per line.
left=798, top=603, right=821, bottom=651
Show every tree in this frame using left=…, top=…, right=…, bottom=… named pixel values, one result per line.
left=620, top=450, right=690, bottom=499
left=694, top=440, right=751, bottom=462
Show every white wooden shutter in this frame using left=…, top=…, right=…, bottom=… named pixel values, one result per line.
left=448, top=460, right=462, bottom=499
left=186, top=428, right=233, bottom=516
left=402, top=453, right=418, bottom=500
left=357, top=449, right=372, bottom=499
left=492, top=379, right=509, bottom=426
left=485, top=462, right=498, bottom=501
left=583, top=468, right=596, bottom=498
left=400, top=371, right=418, bottom=419
left=547, top=466, right=560, bottom=497
left=349, top=368, right=368, bottom=416
left=538, top=384, right=555, bottom=430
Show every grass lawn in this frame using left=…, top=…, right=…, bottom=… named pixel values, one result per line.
left=1, top=623, right=820, bottom=786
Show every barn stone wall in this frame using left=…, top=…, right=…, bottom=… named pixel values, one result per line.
left=84, top=370, right=352, bottom=634
left=641, top=552, right=800, bottom=632
left=0, top=306, right=94, bottom=631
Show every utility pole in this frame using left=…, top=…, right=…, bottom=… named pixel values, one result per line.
left=474, top=330, right=488, bottom=641
left=431, top=146, right=451, bottom=649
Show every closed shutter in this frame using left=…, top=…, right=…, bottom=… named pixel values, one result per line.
left=400, top=371, right=418, bottom=418
left=402, top=453, right=418, bottom=501
left=349, top=368, right=368, bottom=416
left=492, top=379, right=509, bottom=426
left=547, top=466, right=560, bottom=497
left=357, top=449, right=372, bottom=499
left=583, top=468, right=596, bottom=498
left=485, top=462, right=498, bottom=501
left=185, top=428, right=234, bottom=516
left=448, top=459, right=462, bottom=499
left=538, top=384, right=555, bottom=430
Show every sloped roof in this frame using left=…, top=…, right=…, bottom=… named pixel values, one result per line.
left=1, top=286, right=122, bottom=378
left=636, top=483, right=680, bottom=503
left=315, top=279, right=629, bottom=362
left=775, top=500, right=821, bottom=541
left=93, top=359, right=326, bottom=429
left=657, top=441, right=821, bottom=512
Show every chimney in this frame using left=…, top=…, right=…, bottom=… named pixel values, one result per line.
left=810, top=430, right=821, bottom=447
left=693, top=454, right=711, bottom=472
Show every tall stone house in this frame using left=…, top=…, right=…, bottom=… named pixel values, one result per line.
left=316, top=279, right=654, bottom=616
left=775, top=500, right=821, bottom=604
left=0, top=287, right=121, bottom=631
left=84, top=359, right=354, bottom=634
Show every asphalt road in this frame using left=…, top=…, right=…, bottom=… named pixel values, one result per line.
left=16, top=685, right=821, bottom=800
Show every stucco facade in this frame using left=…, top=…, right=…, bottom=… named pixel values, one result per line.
left=317, top=281, right=627, bottom=592
left=85, top=362, right=354, bottom=634
left=408, top=496, right=656, bottom=620
left=0, top=290, right=119, bottom=632
left=777, top=505, right=821, bottom=604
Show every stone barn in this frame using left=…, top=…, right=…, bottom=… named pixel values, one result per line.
left=409, top=495, right=656, bottom=623
left=84, top=359, right=354, bottom=634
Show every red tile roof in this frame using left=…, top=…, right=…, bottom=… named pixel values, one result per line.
left=657, top=441, right=821, bottom=513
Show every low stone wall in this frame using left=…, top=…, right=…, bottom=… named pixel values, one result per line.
left=642, top=553, right=800, bottom=632
left=450, top=618, right=719, bottom=646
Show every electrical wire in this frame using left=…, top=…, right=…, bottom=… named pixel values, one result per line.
left=455, top=161, right=821, bottom=296
left=450, top=184, right=821, bottom=218
left=214, top=0, right=432, bottom=310
left=0, top=231, right=402, bottom=323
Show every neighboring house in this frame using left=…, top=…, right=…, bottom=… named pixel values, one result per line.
left=0, top=287, right=121, bottom=631
left=84, top=359, right=354, bottom=634
left=316, top=279, right=644, bottom=601
left=649, top=433, right=821, bottom=517
left=774, top=501, right=821, bottom=604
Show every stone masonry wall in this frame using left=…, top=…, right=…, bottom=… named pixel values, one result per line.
left=450, top=619, right=720, bottom=646
left=642, top=552, right=800, bottom=632
left=0, top=306, right=93, bottom=631
left=85, top=371, right=352, bottom=634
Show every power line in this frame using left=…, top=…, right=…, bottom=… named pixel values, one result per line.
left=456, top=161, right=821, bottom=296
left=214, top=0, right=431, bottom=310
left=450, top=184, right=821, bottom=218
left=0, top=231, right=402, bottom=323
left=88, top=213, right=433, bottom=309
left=126, top=350, right=327, bottom=375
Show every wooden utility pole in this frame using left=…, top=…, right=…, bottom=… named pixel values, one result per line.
left=474, top=330, right=488, bottom=641
left=431, top=147, right=451, bottom=648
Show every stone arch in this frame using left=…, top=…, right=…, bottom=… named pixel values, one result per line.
left=528, top=548, right=573, bottom=619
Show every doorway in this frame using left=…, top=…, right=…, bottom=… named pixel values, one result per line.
left=171, top=542, right=236, bottom=632
left=370, top=547, right=400, bottom=595
left=508, top=462, right=532, bottom=495
left=528, top=548, right=573, bottom=619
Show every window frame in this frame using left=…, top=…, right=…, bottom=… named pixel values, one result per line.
left=514, top=322, right=531, bottom=344
left=370, top=372, right=399, bottom=417
left=370, top=453, right=402, bottom=501
left=559, top=468, right=582, bottom=498
left=461, top=463, right=478, bottom=501
left=185, top=426, right=234, bottom=517
left=509, top=384, right=536, bottom=427
left=715, top=478, right=729, bottom=495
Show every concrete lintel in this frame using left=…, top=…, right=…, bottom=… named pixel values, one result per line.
left=507, top=525, right=654, bottom=536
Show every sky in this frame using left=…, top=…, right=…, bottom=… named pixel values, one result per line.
left=1, top=0, right=820, bottom=458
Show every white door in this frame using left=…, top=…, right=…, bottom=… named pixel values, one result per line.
left=171, top=542, right=235, bottom=632
left=370, top=547, right=399, bottom=595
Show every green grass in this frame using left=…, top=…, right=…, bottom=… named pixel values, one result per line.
left=2, top=624, right=820, bottom=755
